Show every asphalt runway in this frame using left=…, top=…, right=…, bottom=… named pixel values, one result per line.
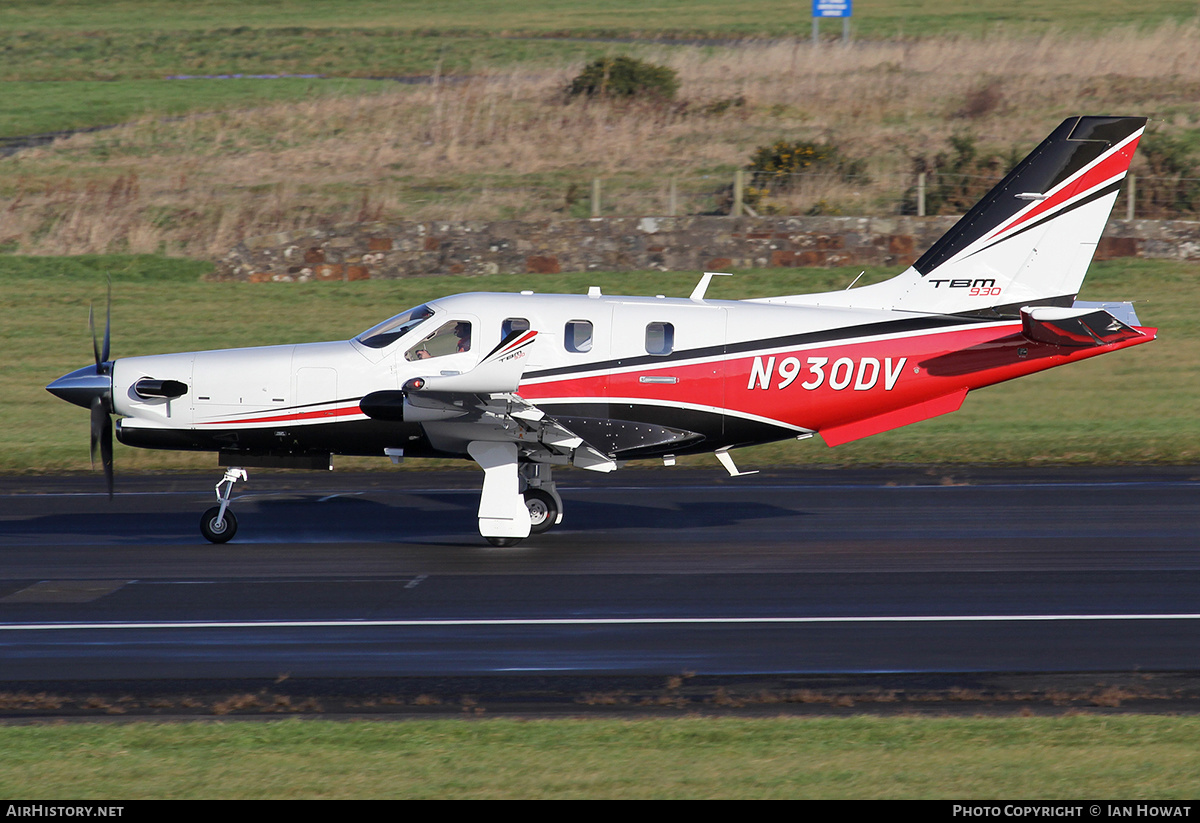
left=1, top=466, right=1198, bottom=702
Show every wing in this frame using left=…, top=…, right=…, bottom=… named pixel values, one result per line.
left=358, top=330, right=616, bottom=473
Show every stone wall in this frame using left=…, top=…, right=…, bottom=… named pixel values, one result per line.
left=214, top=215, right=1200, bottom=282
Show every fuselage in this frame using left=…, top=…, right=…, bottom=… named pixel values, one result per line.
left=107, top=290, right=1155, bottom=462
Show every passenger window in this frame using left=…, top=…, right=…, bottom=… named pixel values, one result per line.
left=646, top=322, right=674, bottom=355
left=404, top=320, right=471, bottom=361
left=565, top=320, right=593, bottom=353
left=502, top=317, right=530, bottom=339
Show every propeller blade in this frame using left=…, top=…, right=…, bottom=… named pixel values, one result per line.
left=89, top=395, right=101, bottom=468
left=89, top=396, right=114, bottom=499
left=100, top=411, right=114, bottom=499
left=88, top=279, right=113, bottom=369
left=89, top=304, right=100, bottom=368
left=85, top=278, right=115, bottom=498
left=101, top=276, right=111, bottom=365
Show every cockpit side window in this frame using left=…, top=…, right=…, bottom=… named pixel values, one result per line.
left=502, top=317, right=530, bottom=339
left=356, top=304, right=435, bottom=349
left=405, top=320, right=472, bottom=361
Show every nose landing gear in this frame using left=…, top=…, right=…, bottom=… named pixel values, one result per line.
left=200, top=467, right=246, bottom=544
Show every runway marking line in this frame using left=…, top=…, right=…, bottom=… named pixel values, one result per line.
left=2, top=614, right=1200, bottom=631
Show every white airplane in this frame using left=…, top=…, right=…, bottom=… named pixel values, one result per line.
left=48, top=115, right=1155, bottom=546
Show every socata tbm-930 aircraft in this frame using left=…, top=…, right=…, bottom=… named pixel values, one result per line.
left=48, top=115, right=1155, bottom=546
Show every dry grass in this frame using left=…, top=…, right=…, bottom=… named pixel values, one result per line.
left=4, top=25, right=1200, bottom=257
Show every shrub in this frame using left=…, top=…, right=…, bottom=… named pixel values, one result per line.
left=956, top=81, right=1005, bottom=120
left=903, top=134, right=1021, bottom=215
left=1136, top=129, right=1200, bottom=218
left=742, top=140, right=866, bottom=212
left=566, top=57, right=679, bottom=100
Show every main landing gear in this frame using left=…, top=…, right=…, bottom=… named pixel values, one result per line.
left=487, top=479, right=561, bottom=547
left=521, top=462, right=561, bottom=537
left=200, top=467, right=246, bottom=544
left=469, top=442, right=564, bottom=548
left=484, top=483, right=561, bottom=547
left=523, top=488, right=558, bottom=535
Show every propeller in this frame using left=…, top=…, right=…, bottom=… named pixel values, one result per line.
left=77, top=277, right=115, bottom=499
left=88, top=278, right=114, bottom=497
left=46, top=278, right=119, bottom=496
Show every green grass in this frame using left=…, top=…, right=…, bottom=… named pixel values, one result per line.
left=0, top=78, right=400, bottom=140
left=4, top=254, right=1193, bottom=475
left=0, top=28, right=628, bottom=83
left=2, top=0, right=1194, bottom=36
left=1, top=715, right=1199, bottom=799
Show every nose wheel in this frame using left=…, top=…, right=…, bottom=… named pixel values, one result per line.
left=200, top=506, right=238, bottom=543
left=201, top=467, right=246, bottom=544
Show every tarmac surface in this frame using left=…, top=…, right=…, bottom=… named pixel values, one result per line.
left=1, top=465, right=1197, bottom=718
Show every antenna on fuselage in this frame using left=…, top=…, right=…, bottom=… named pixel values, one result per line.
left=690, top=271, right=732, bottom=301
left=846, top=271, right=865, bottom=290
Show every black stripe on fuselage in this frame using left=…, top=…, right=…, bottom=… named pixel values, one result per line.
left=525, top=313, right=990, bottom=381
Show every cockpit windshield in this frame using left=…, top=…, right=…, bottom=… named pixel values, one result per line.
left=355, top=304, right=436, bottom=349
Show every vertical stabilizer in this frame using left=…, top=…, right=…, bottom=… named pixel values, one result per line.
left=761, top=116, right=1146, bottom=316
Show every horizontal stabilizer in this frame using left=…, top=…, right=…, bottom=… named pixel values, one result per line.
left=1071, top=300, right=1141, bottom=326
left=1021, top=306, right=1145, bottom=348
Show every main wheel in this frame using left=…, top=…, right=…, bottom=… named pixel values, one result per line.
left=524, top=488, right=559, bottom=534
left=485, top=535, right=523, bottom=547
left=200, top=506, right=238, bottom=544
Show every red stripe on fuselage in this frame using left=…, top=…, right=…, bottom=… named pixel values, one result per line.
left=197, top=403, right=365, bottom=426
left=520, top=323, right=1155, bottom=436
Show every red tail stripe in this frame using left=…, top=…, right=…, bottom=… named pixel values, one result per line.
left=990, top=134, right=1140, bottom=241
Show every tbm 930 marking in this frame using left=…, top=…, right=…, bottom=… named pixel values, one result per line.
left=747, top=355, right=908, bottom=391
left=928, top=278, right=1002, bottom=297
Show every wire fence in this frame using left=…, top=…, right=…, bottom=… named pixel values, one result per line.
left=397, top=171, right=1200, bottom=222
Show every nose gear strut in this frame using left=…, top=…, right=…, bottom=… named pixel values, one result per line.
left=200, top=467, right=246, bottom=544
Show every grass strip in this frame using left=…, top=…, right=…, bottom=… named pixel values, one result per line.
left=1, top=715, right=1199, bottom=799
left=1, top=0, right=1193, bottom=37
left=0, top=78, right=401, bottom=141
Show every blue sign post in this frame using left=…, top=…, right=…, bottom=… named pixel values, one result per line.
left=812, top=0, right=852, bottom=44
